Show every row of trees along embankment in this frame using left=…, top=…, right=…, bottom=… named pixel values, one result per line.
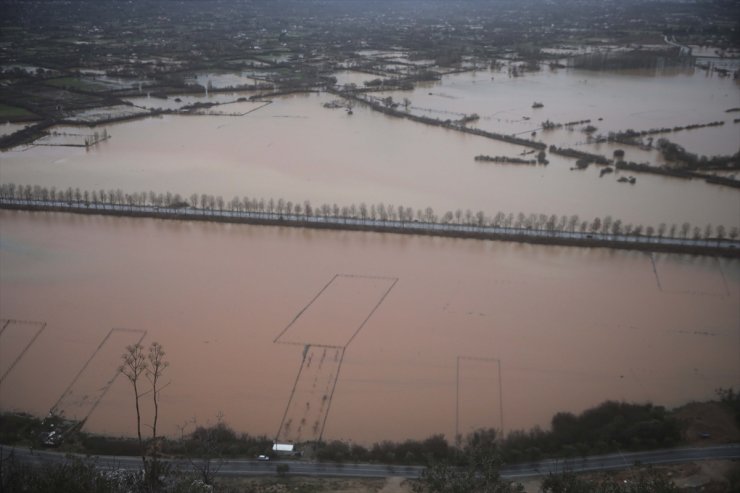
left=602, top=121, right=727, bottom=147
left=1, top=184, right=738, bottom=257
left=327, top=87, right=738, bottom=190
left=474, top=152, right=548, bottom=165
left=547, top=142, right=740, bottom=189
left=328, top=88, right=547, bottom=150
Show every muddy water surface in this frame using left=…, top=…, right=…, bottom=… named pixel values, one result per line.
left=1, top=90, right=738, bottom=230
left=1, top=210, right=738, bottom=443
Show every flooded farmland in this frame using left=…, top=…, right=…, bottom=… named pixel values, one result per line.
left=1, top=210, right=738, bottom=443
left=1, top=66, right=739, bottom=232
left=2, top=38, right=740, bottom=448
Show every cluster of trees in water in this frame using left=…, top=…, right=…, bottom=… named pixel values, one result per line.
left=548, top=145, right=610, bottom=165
left=655, top=138, right=740, bottom=171
left=474, top=155, right=537, bottom=165
left=546, top=141, right=739, bottom=189
left=604, top=121, right=726, bottom=147
left=2, top=183, right=737, bottom=243
left=613, top=161, right=740, bottom=189
left=333, top=90, right=547, bottom=150
left=541, top=119, right=591, bottom=130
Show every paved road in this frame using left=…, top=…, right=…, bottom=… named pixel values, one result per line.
left=3, top=444, right=738, bottom=480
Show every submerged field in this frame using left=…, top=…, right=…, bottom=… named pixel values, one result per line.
left=2, top=64, right=738, bottom=233
left=0, top=210, right=738, bottom=443
left=1, top=51, right=739, bottom=445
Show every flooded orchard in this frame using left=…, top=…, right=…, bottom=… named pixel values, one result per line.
left=1, top=210, right=738, bottom=443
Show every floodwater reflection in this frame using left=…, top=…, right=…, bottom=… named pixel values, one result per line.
left=2, top=67, right=739, bottom=231
left=1, top=210, right=738, bottom=443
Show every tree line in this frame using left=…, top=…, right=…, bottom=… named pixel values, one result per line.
left=314, top=401, right=681, bottom=466
left=4, top=391, right=736, bottom=491
left=1, top=183, right=737, bottom=244
left=474, top=155, right=538, bottom=165
left=655, top=138, right=740, bottom=171
left=541, top=119, right=592, bottom=130
left=330, top=88, right=548, bottom=150
left=604, top=121, right=725, bottom=148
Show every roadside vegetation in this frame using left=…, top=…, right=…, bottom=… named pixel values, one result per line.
left=538, top=470, right=679, bottom=493
left=2, top=393, right=735, bottom=468
left=0, top=452, right=214, bottom=493
left=1, top=335, right=737, bottom=493
left=314, top=401, right=682, bottom=466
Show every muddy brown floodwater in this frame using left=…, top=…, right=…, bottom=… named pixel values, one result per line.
left=1, top=210, right=738, bottom=443
left=1, top=66, right=739, bottom=232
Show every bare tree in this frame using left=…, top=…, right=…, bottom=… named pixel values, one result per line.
left=601, top=215, right=612, bottom=235
left=680, top=222, right=691, bottom=239
left=120, top=344, right=148, bottom=470
left=716, top=225, right=726, bottom=244
left=590, top=217, right=601, bottom=233
left=611, top=219, right=622, bottom=236
left=493, top=212, right=505, bottom=227
left=120, top=342, right=169, bottom=489
left=475, top=210, right=485, bottom=227
left=147, top=343, right=168, bottom=445
left=146, top=343, right=169, bottom=482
